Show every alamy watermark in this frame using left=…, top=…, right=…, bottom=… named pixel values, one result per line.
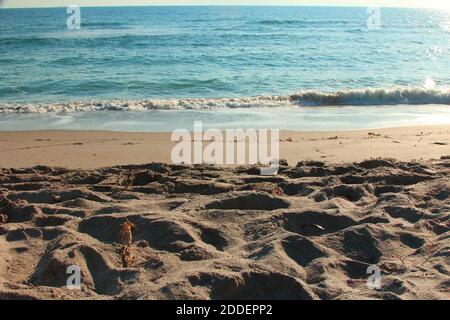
left=366, top=265, right=381, bottom=290
left=348, top=264, right=382, bottom=290
left=67, top=5, right=81, bottom=30
left=367, top=7, right=382, bottom=30
left=66, top=265, right=81, bottom=290
left=171, top=122, right=280, bottom=176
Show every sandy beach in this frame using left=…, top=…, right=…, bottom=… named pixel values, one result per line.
left=0, top=125, right=449, bottom=169
left=0, top=124, right=449, bottom=300
left=2, top=2, right=450, bottom=304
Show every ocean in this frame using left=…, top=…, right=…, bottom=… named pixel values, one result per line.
left=0, top=6, right=449, bottom=131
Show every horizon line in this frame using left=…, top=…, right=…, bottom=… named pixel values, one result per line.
left=0, top=4, right=439, bottom=9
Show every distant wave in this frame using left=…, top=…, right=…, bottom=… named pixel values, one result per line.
left=257, top=19, right=305, bottom=26
left=82, top=22, right=127, bottom=27
left=256, top=19, right=351, bottom=26
left=0, top=33, right=167, bottom=47
left=0, top=36, right=60, bottom=46
left=1, top=87, right=449, bottom=113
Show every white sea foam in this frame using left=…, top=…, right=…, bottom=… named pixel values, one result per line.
left=1, top=87, right=449, bottom=113
left=291, top=87, right=450, bottom=106
left=0, top=96, right=294, bottom=113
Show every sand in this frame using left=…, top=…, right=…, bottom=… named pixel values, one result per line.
left=0, top=125, right=449, bottom=300
left=0, top=125, right=449, bottom=169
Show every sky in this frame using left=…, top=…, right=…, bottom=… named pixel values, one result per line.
left=1, top=0, right=450, bottom=9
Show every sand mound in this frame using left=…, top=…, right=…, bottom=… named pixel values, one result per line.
left=281, top=210, right=358, bottom=236
left=0, top=159, right=448, bottom=300
left=205, top=191, right=290, bottom=211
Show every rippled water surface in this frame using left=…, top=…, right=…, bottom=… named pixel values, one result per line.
left=1, top=6, right=449, bottom=103
left=0, top=6, right=449, bottom=130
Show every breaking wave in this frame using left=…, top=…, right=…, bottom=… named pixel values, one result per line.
left=1, top=87, right=449, bottom=113
left=291, top=87, right=450, bottom=106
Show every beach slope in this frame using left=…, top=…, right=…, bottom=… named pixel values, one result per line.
left=0, top=157, right=449, bottom=300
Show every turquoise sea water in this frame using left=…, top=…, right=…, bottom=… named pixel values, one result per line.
left=0, top=6, right=449, bottom=131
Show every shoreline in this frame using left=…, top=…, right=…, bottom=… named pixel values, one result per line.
left=0, top=124, right=449, bottom=169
